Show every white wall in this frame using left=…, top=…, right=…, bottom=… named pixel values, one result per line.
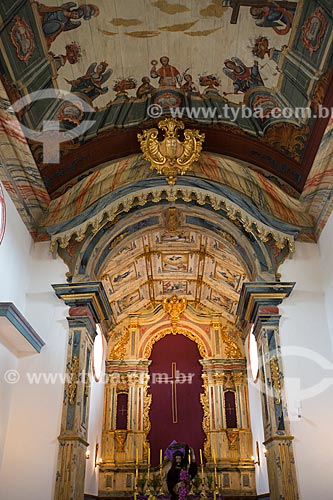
left=0, top=186, right=32, bottom=473
left=279, top=241, right=333, bottom=500
left=319, top=209, right=333, bottom=349
left=0, top=343, right=18, bottom=471
left=0, top=187, right=69, bottom=500
left=246, top=350, right=270, bottom=495
left=0, top=186, right=32, bottom=309
left=84, top=336, right=107, bottom=496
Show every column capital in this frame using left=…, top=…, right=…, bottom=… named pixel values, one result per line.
left=52, top=281, right=113, bottom=327
left=236, top=282, right=295, bottom=324
left=67, top=315, right=97, bottom=342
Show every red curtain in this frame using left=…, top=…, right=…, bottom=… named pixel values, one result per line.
left=116, top=393, right=128, bottom=429
left=148, top=334, right=205, bottom=466
left=224, top=391, right=237, bottom=428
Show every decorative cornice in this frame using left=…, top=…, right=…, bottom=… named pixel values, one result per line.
left=52, top=282, right=113, bottom=326
left=67, top=316, right=97, bottom=341
left=236, top=282, right=295, bottom=324
left=57, top=435, right=89, bottom=446
left=263, top=435, right=294, bottom=445
left=49, top=185, right=296, bottom=254
left=0, top=302, right=45, bottom=354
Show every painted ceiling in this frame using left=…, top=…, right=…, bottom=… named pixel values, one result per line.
left=101, top=228, right=247, bottom=324
left=1, top=1, right=333, bottom=328
left=1, top=0, right=333, bottom=200
left=46, top=0, right=294, bottom=108
left=1, top=0, right=333, bottom=248
left=55, top=200, right=289, bottom=328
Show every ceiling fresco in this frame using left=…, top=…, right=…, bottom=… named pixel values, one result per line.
left=1, top=0, right=333, bottom=249
left=1, top=0, right=333, bottom=200
left=101, top=228, right=247, bottom=324
left=54, top=202, right=291, bottom=327
left=38, top=0, right=295, bottom=108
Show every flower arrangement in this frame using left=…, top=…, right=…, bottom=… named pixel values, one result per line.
left=178, top=469, right=191, bottom=500
left=137, top=474, right=146, bottom=492
left=113, top=77, right=137, bottom=94
left=65, top=42, right=82, bottom=64
left=199, top=74, right=220, bottom=88
left=150, top=473, right=161, bottom=493
left=192, top=474, right=201, bottom=493
left=206, top=474, right=213, bottom=491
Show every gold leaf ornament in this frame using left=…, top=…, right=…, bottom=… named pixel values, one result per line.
left=138, top=118, right=205, bottom=185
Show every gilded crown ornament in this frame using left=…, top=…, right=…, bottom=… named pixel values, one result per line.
left=137, top=117, right=205, bottom=185
left=162, top=295, right=187, bottom=331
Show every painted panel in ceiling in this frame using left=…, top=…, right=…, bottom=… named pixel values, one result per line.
left=101, top=229, right=247, bottom=324
left=39, top=0, right=297, bottom=107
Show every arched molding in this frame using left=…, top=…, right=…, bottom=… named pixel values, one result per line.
left=57, top=202, right=288, bottom=287
left=140, top=323, right=210, bottom=360
left=43, top=152, right=313, bottom=235
left=50, top=182, right=297, bottom=257
left=83, top=205, right=256, bottom=279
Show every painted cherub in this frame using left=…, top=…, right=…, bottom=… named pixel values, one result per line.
left=223, top=57, right=264, bottom=95
left=250, top=3, right=295, bottom=36
left=66, top=62, right=113, bottom=102
left=34, top=2, right=99, bottom=48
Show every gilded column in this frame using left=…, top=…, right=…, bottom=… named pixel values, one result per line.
left=237, top=282, right=299, bottom=500
left=52, top=282, right=112, bottom=500
left=127, top=362, right=151, bottom=462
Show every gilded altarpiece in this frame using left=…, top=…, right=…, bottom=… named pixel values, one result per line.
left=99, top=307, right=255, bottom=497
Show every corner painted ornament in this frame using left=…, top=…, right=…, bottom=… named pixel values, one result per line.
left=302, top=7, right=327, bottom=56
left=138, top=118, right=205, bottom=185
left=10, top=16, right=34, bottom=64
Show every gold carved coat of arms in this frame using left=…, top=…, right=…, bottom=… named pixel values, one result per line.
left=163, top=296, right=187, bottom=329
left=138, top=118, right=205, bottom=185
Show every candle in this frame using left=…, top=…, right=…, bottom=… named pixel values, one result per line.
left=147, top=446, right=150, bottom=465
left=160, top=448, right=163, bottom=466
left=188, top=449, right=191, bottom=465
left=212, top=449, right=216, bottom=465
left=199, top=449, right=203, bottom=465
left=136, top=448, right=138, bottom=464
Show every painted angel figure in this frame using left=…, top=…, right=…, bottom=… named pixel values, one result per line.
left=223, top=57, right=264, bottom=95
left=66, top=62, right=113, bottom=102
left=250, top=4, right=295, bottom=35
left=34, top=2, right=99, bottom=48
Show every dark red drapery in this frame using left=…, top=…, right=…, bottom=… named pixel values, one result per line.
left=225, top=390, right=237, bottom=428
left=148, top=334, right=205, bottom=466
left=116, top=392, right=128, bottom=430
